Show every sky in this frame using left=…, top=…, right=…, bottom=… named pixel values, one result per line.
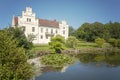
left=0, top=0, right=120, bottom=29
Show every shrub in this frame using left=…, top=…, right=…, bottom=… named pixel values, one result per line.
left=95, top=38, right=105, bottom=47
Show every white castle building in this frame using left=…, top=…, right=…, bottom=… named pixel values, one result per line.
left=12, top=7, right=69, bottom=44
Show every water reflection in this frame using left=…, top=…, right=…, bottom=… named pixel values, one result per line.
left=35, top=52, right=120, bottom=80
left=77, top=52, right=120, bottom=67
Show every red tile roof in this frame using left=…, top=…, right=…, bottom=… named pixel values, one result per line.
left=39, top=19, right=59, bottom=28
left=14, top=17, right=18, bottom=25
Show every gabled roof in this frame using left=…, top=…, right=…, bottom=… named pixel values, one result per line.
left=39, top=19, right=59, bottom=28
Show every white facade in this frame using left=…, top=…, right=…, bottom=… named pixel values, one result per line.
left=12, top=7, right=69, bottom=44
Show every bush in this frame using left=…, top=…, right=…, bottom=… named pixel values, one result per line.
left=66, top=36, right=79, bottom=48
left=108, top=38, right=120, bottom=48
left=49, top=35, right=65, bottom=53
left=95, top=38, right=105, bottom=47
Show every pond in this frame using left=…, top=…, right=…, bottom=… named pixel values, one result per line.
left=35, top=53, right=120, bottom=80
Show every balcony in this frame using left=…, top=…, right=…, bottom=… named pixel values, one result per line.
left=45, top=32, right=54, bottom=36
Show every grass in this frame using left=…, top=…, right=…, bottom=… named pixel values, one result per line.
left=32, top=44, right=50, bottom=51
left=32, top=41, right=98, bottom=51
left=76, top=41, right=98, bottom=49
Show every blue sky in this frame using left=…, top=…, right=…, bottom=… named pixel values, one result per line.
left=0, top=0, right=120, bottom=29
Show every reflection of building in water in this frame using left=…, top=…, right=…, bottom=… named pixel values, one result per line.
left=61, top=66, right=69, bottom=73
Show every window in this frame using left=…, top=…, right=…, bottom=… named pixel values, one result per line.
left=27, top=18, right=31, bottom=22
left=32, top=27, right=35, bottom=32
left=63, top=30, right=65, bottom=35
left=41, top=35, right=43, bottom=39
left=23, top=26, right=26, bottom=31
left=46, top=28, right=48, bottom=33
left=29, top=19, right=31, bottom=22
left=51, top=29, right=53, bottom=34
left=27, top=18, right=29, bottom=22
left=41, top=28, right=43, bottom=33
left=46, top=36, right=48, bottom=39
left=56, top=29, right=58, bottom=34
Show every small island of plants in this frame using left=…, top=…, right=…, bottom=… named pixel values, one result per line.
left=41, top=54, right=74, bottom=67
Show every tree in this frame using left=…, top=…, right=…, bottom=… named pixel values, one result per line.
left=7, top=27, right=33, bottom=54
left=6, top=27, right=34, bottom=59
left=66, top=36, right=79, bottom=48
left=108, top=38, right=120, bottom=48
left=69, top=26, right=76, bottom=36
left=95, top=38, right=105, bottom=47
left=49, top=35, right=65, bottom=53
left=0, top=30, right=33, bottom=80
left=109, top=22, right=120, bottom=39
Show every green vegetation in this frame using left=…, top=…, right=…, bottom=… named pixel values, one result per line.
left=41, top=54, right=74, bottom=67
left=0, top=30, right=33, bottom=80
left=49, top=35, right=65, bottom=53
left=66, top=36, right=79, bottom=48
left=7, top=27, right=33, bottom=52
left=75, top=22, right=120, bottom=42
left=6, top=27, right=34, bottom=58
left=95, top=38, right=105, bottom=47
left=69, top=26, right=76, bottom=36
left=108, top=38, right=120, bottom=48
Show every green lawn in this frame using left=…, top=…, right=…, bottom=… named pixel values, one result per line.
left=77, top=41, right=98, bottom=49
left=32, top=44, right=50, bottom=51
left=32, top=41, right=98, bottom=51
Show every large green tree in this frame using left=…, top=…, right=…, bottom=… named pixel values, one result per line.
left=76, top=21, right=120, bottom=42
left=7, top=27, right=33, bottom=52
left=69, top=26, right=76, bottom=36
left=6, top=27, right=35, bottom=59
left=0, top=30, right=33, bottom=80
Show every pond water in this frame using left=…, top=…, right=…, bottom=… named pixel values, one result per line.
left=35, top=53, right=120, bottom=80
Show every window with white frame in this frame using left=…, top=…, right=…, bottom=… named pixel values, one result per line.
left=27, top=18, right=31, bottom=22
left=46, top=28, right=48, bottom=33
left=46, top=36, right=48, bottom=39
left=22, top=26, right=26, bottom=32
left=56, top=29, right=58, bottom=34
left=41, top=35, right=43, bottom=39
left=32, top=27, right=35, bottom=32
left=51, top=29, right=53, bottom=34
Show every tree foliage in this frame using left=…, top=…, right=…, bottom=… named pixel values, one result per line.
left=69, top=26, right=76, bottom=36
left=76, top=22, right=120, bottom=42
left=49, top=35, right=65, bottom=53
left=108, top=38, right=120, bottom=48
left=7, top=27, right=33, bottom=52
left=0, top=30, right=33, bottom=80
left=66, top=36, right=79, bottom=48
left=95, top=38, right=105, bottom=47
left=5, top=27, right=35, bottom=59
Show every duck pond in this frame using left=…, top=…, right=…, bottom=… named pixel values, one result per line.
left=34, top=52, right=120, bottom=80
